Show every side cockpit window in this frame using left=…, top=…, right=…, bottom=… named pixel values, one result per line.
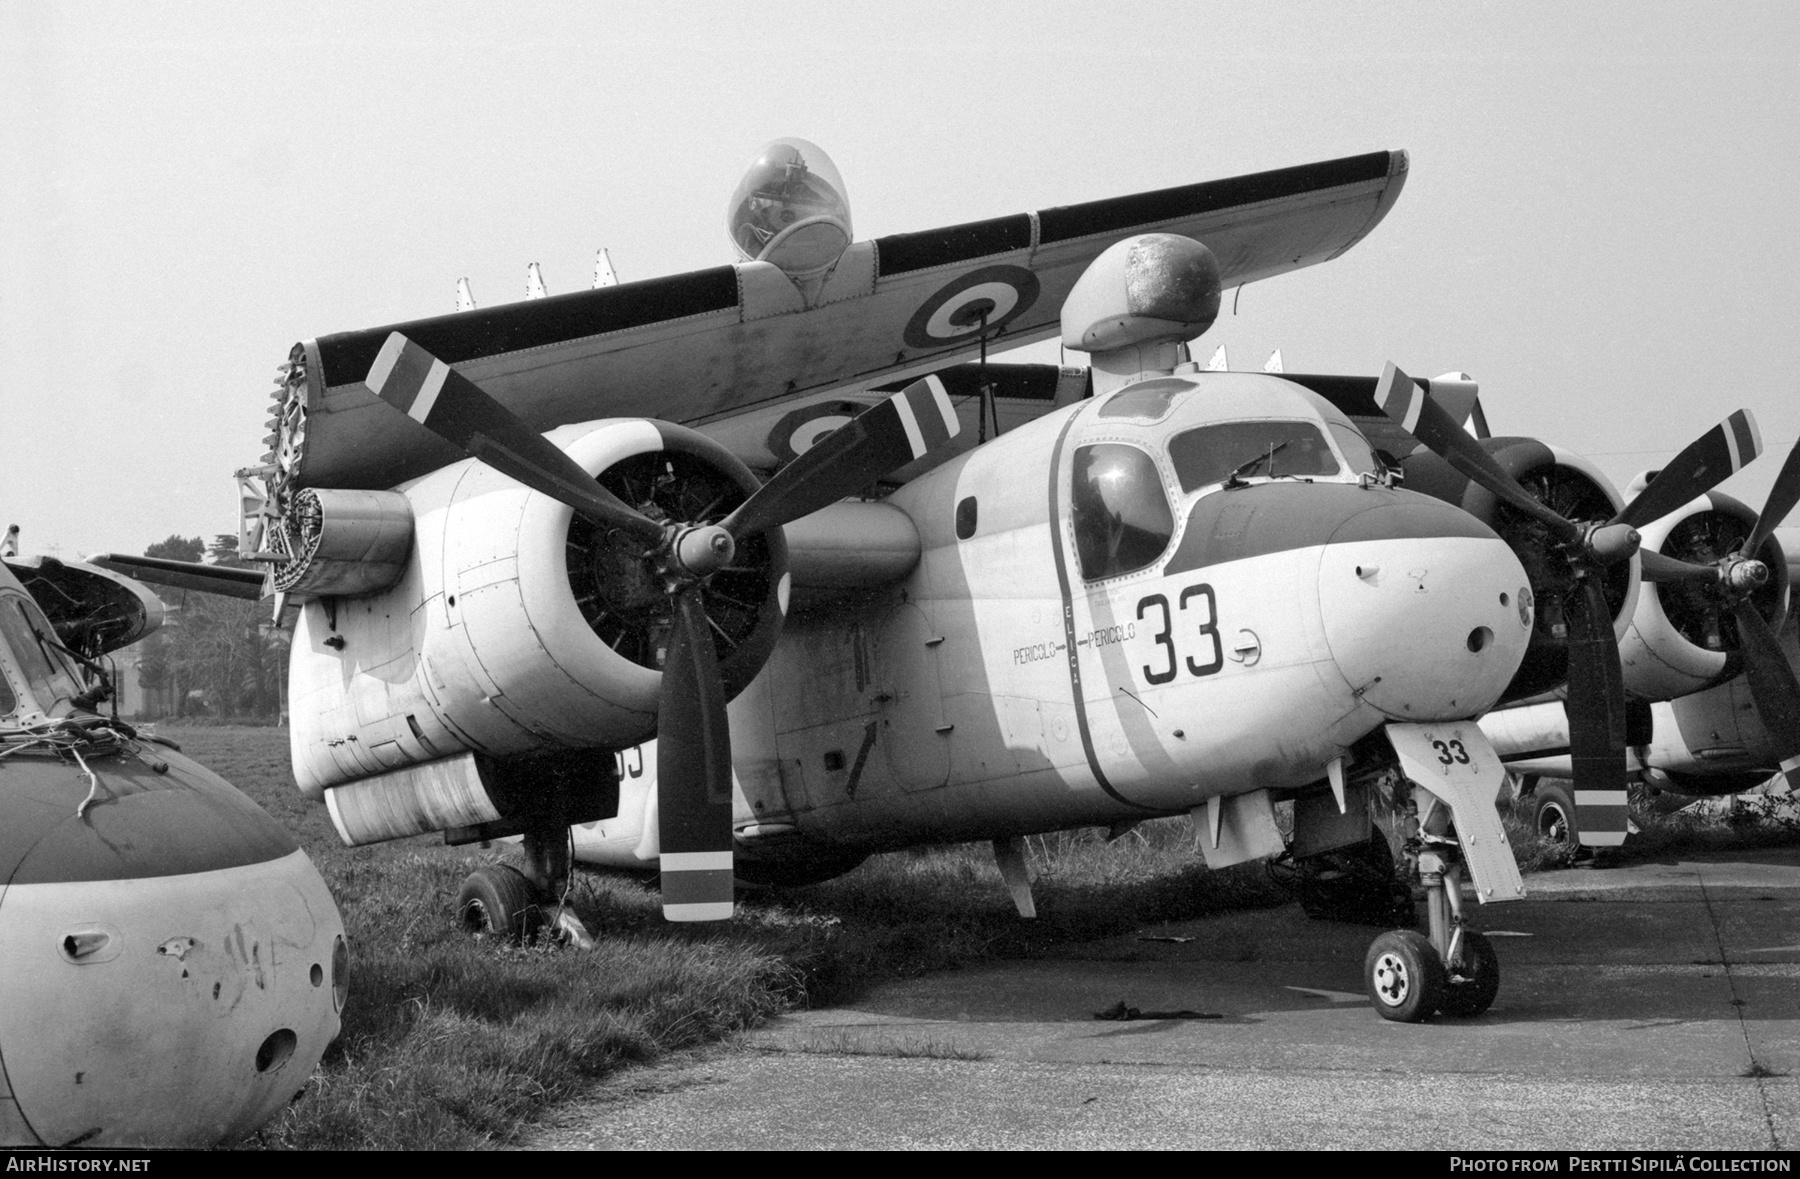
left=1327, top=422, right=1381, bottom=477
left=1169, top=420, right=1342, bottom=493
left=1071, top=443, right=1174, bottom=580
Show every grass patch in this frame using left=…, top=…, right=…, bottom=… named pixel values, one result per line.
left=148, top=727, right=1800, bottom=1148
left=152, top=727, right=1277, bottom=1149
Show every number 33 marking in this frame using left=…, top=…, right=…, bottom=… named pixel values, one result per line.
left=1135, top=584, right=1224, bottom=685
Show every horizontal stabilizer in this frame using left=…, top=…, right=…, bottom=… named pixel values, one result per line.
left=85, top=553, right=266, bottom=600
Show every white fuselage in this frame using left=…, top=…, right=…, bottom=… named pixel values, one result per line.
left=572, top=374, right=1534, bottom=870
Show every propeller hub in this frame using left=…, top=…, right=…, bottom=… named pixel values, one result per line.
left=673, top=524, right=735, bottom=579
left=1724, top=556, right=1770, bottom=592
left=1584, top=522, right=1641, bottom=565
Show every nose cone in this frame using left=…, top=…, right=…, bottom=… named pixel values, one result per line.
left=0, top=743, right=345, bottom=1146
left=1318, top=493, right=1532, bottom=721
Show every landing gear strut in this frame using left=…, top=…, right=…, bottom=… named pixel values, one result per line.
left=1364, top=831, right=1499, bottom=1022
left=455, top=818, right=596, bottom=948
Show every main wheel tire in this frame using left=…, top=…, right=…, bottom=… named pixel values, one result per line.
left=1533, top=783, right=1579, bottom=845
left=1437, top=930, right=1501, bottom=1017
left=1365, top=929, right=1446, bottom=1022
left=457, top=865, right=543, bottom=943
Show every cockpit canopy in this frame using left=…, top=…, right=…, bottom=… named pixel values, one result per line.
left=1067, top=373, right=1384, bottom=581
left=726, top=138, right=853, bottom=276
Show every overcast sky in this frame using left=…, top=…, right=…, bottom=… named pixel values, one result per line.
left=4, top=2, right=1797, bottom=557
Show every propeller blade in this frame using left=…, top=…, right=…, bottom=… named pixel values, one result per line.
left=1732, top=602, right=1800, bottom=792
left=1639, top=548, right=1724, bottom=584
left=1563, top=577, right=1629, bottom=848
left=366, top=333, right=662, bottom=544
left=1614, top=409, right=1761, bottom=530
left=1375, top=363, right=1582, bottom=545
left=656, top=585, right=736, bottom=921
left=724, top=375, right=959, bottom=539
left=1743, top=437, right=1800, bottom=558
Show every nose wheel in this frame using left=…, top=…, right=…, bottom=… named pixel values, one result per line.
left=1365, top=930, right=1443, bottom=1021
left=1363, top=843, right=1500, bottom=1022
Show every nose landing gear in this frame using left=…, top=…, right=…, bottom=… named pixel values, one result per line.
left=1363, top=839, right=1500, bottom=1022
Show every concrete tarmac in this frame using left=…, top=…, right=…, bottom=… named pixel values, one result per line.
left=528, top=848, right=1800, bottom=1151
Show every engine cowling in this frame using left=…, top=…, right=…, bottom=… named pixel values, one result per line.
left=288, top=417, right=787, bottom=803
left=1400, top=437, right=1639, bottom=702
left=1618, top=488, right=1790, bottom=701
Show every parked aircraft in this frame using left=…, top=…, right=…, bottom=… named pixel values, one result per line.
left=1481, top=456, right=1800, bottom=842
left=91, top=141, right=1767, bottom=1022
left=0, top=553, right=345, bottom=1147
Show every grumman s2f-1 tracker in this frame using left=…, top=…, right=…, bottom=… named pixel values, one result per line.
left=98, top=140, right=1785, bottom=1023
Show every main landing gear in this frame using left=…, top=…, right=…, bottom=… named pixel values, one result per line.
left=455, top=819, right=596, bottom=949
left=1363, top=836, right=1498, bottom=1022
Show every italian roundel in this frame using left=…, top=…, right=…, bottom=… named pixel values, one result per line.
left=767, top=399, right=867, bottom=463
left=902, top=265, right=1041, bottom=351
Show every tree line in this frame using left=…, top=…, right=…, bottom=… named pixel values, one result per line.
left=134, top=535, right=286, bottom=720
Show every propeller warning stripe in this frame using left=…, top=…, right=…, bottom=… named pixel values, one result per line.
left=661, top=866, right=736, bottom=916
left=661, top=899, right=735, bottom=922
left=366, top=333, right=663, bottom=542
left=661, top=851, right=733, bottom=871
left=891, top=375, right=957, bottom=460
left=368, top=333, right=530, bottom=452
left=723, top=374, right=960, bottom=540
left=366, top=331, right=451, bottom=425
left=1574, top=787, right=1630, bottom=848
left=1375, top=363, right=1426, bottom=433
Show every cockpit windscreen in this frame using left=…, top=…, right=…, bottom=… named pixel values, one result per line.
left=1169, top=420, right=1341, bottom=493
left=0, top=596, right=82, bottom=717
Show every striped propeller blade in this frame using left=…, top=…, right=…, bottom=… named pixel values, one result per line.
left=656, top=586, right=736, bottom=922
left=1564, top=578, right=1630, bottom=848
left=1615, top=409, right=1761, bottom=530
left=1375, top=362, right=1582, bottom=545
left=366, top=333, right=661, bottom=543
left=724, top=375, right=959, bottom=540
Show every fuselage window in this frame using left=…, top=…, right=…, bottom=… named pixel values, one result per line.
left=1168, top=420, right=1341, bottom=493
left=955, top=496, right=978, bottom=540
left=1070, top=443, right=1175, bottom=580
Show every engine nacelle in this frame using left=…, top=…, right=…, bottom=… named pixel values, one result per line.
left=269, top=487, right=414, bottom=598
left=289, top=418, right=787, bottom=807
left=1400, top=437, right=1639, bottom=702
left=1618, top=488, right=1790, bottom=701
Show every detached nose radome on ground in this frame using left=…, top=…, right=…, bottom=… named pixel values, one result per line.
left=1318, top=495, right=1532, bottom=721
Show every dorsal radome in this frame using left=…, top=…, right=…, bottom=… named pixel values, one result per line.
left=1061, top=233, right=1221, bottom=393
